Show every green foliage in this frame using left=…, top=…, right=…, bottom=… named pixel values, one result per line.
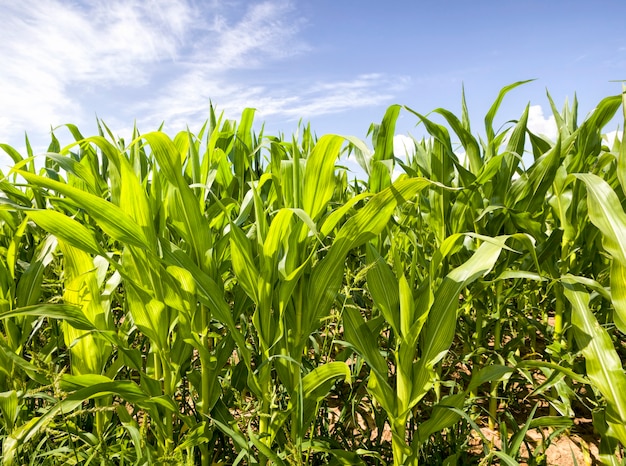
left=0, top=83, right=625, bottom=465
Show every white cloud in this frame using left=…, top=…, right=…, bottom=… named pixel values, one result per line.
left=0, top=0, right=408, bottom=167
left=393, top=134, right=416, bottom=159
left=604, top=129, right=622, bottom=148
left=204, top=1, right=308, bottom=69
left=391, top=134, right=420, bottom=180
left=527, top=105, right=558, bottom=140
left=135, top=73, right=405, bottom=133
left=0, top=0, right=310, bottom=150
left=0, top=0, right=196, bottom=148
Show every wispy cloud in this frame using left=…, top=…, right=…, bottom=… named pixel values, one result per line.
left=0, top=0, right=196, bottom=144
left=0, top=0, right=408, bottom=161
left=203, top=1, right=308, bottom=69
left=135, top=71, right=408, bottom=134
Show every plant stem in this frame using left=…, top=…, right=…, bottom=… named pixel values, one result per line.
left=489, top=281, right=503, bottom=430
left=200, top=304, right=211, bottom=466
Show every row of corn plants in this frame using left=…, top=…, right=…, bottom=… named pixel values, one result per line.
left=0, top=82, right=625, bottom=465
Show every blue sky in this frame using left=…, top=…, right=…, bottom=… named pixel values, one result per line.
left=1, top=0, right=624, bottom=168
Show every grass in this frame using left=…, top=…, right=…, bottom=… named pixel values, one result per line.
left=0, top=82, right=625, bottom=465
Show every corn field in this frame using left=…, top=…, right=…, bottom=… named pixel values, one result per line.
left=1, top=82, right=626, bottom=465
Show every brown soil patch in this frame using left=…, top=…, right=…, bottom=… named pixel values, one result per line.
left=469, top=425, right=601, bottom=465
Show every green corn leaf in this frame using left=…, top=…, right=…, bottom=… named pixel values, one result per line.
left=299, top=362, right=352, bottom=436
left=211, top=401, right=251, bottom=454
left=60, top=241, right=112, bottom=374
left=116, top=147, right=157, bottom=245
left=278, top=250, right=312, bottom=318
left=575, top=173, right=626, bottom=332
left=0, top=304, right=95, bottom=331
left=0, top=340, right=49, bottom=385
left=262, top=209, right=294, bottom=272
left=370, top=105, right=401, bottom=192
left=420, top=238, right=507, bottom=369
left=138, top=132, right=210, bottom=263
left=319, top=192, right=371, bottom=238
left=527, top=416, right=574, bottom=429
left=65, top=380, right=152, bottom=406
left=517, top=360, right=588, bottom=385
left=233, top=108, right=256, bottom=199
left=467, top=365, right=516, bottom=393
left=329, top=178, right=438, bottom=256
left=248, top=424, right=287, bottom=466
left=62, top=377, right=178, bottom=413
left=610, top=261, right=626, bottom=333
left=0, top=144, right=24, bottom=165
left=491, top=451, right=520, bottom=466
left=562, top=277, right=626, bottom=445
left=133, top=132, right=181, bottom=186
left=398, top=273, right=415, bottom=340
left=373, top=105, right=401, bottom=162
left=17, top=170, right=150, bottom=249
left=488, top=104, right=530, bottom=209
left=306, top=178, right=439, bottom=336
left=577, top=94, right=623, bottom=160
left=251, top=186, right=268, bottom=247
left=126, top=285, right=170, bottom=350
left=166, top=265, right=197, bottom=316
left=229, top=223, right=260, bottom=304
left=60, top=374, right=115, bottom=390
left=402, top=109, right=455, bottom=185
left=473, top=153, right=506, bottom=185
left=484, top=80, right=534, bottom=145
left=367, top=371, right=397, bottom=419
left=508, top=403, right=538, bottom=457
left=343, top=307, right=390, bottom=380
left=120, top=251, right=168, bottom=343
left=414, top=392, right=466, bottom=444
left=303, top=134, right=345, bottom=221
left=16, top=235, right=56, bottom=308
left=44, top=153, right=101, bottom=194
left=161, top=242, right=238, bottom=330
left=27, top=210, right=103, bottom=257
left=432, top=106, right=482, bottom=173
left=0, top=390, right=18, bottom=431
left=3, top=399, right=84, bottom=463
left=366, top=244, right=400, bottom=335
left=345, top=135, right=373, bottom=177
left=506, top=137, right=561, bottom=213
left=546, top=91, right=567, bottom=137
left=617, top=88, right=626, bottom=191
left=343, top=307, right=395, bottom=414
left=575, top=173, right=626, bottom=265
left=0, top=180, right=32, bottom=206
left=301, top=361, right=351, bottom=400
left=161, top=241, right=255, bottom=394
left=5, top=217, right=28, bottom=281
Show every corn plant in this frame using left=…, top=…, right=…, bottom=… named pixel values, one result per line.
left=1, top=84, right=625, bottom=465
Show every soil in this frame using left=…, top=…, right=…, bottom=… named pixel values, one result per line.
left=470, top=425, right=602, bottom=465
